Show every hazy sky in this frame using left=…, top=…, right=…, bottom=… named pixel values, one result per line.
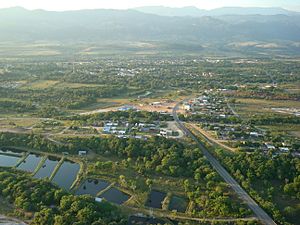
left=0, top=0, right=299, bottom=11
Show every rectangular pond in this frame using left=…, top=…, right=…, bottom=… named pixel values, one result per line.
left=34, top=157, right=59, bottom=179
left=0, top=153, right=21, bottom=167
left=52, top=160, right=80, bottom=190
left=145, top=190, right=166, bottom=209
left=99, top=187, right=130, bottom=205
left=17, top=153, right=42, bottom=173
left=0, top=148, right=23, bottom=156
left=75, top=179, right=110, bottom=197
left=169, top=196, right=188, bottom=213
left=128, top=216, right=167, bottom=225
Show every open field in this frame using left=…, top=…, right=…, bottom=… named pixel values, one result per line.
left=233, top=98, right=300, bottom=117
left=22, top=80, right=59, bottom=89
left=259, top=125, right=300, bottom=138
left=0, top=118, right=41, bottom=128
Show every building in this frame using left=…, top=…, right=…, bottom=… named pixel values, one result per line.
left=118, top=105, right=136, bottom=111
left=78, top=150, right=87, bottom=156
left=95, top=197, right=103, bottom=203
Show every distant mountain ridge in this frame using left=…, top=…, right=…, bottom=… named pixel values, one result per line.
left=0, top=7, right=299, bottom=45
left=134, top=6, right=299, bottom=17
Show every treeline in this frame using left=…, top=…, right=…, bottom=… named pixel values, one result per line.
left=0, top=100, right=36, bottom=113
left=0, top=132, right=70, bottom=153
left=67, top=110, right=173, bottom=125
left=179, top=114, right=241, bottom=124
left=249, top=114, right=300, bottom=125
left=225, top=88, right=300, bottom=101
left=0, top=85, right=131, bottom=111
left=0, top=169, right=126, bottom=225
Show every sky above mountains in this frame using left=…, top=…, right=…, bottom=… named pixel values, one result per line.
left=0, top=0, right=299, bottom=11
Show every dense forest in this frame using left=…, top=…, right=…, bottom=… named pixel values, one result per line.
left=0, top=168, right=126, bottom=225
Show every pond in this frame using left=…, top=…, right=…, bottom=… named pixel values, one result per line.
left=0, top=153, right=21, bottom=167
left=34, top=157, right=59, bottom=179
left=128, top=216, right=167, bottom=225
left=169, top=196, right=188, bottom=213
left=0, top=148, right=22, bottom=156
left=52, top=160, right=80, bottom=190
left=17, top=153, right=42, bottom=173
left=75, top=179, right=110, bottom=197
left=99, top=187, right=130, bottom=205
left=145, top=190, right=166, bottom=209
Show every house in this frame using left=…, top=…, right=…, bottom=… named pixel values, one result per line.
left=118, top=105, right=136, bottom=111
left=151, top=102, right=161, bottom=106
left=183, top=103, right=192, bottom=111
left=265, top=144, right=276, bottom=150
left=95, top=197, right=103, bottom=203
left=103, top=126, right=111, bottom=133
left=78, top=151, right=87, bottom=156
left=279, top=147, right=289, bottom=153
left=117, top=130, right=127, bottom=135
left=250, top=132, right=259, bottom=137
left=160, top=129, right=173, bottom=137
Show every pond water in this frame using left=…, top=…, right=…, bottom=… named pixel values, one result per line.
left=145, top=190, right=166, bottom=209
left=0, top=153, right=21, bottom=167
left=128, top=216, right=167, bottom=225
left=17, top=153, right=42, bottom=172
left=52, top=160, right=80, bottom=190
left=34, top=157, right=59, bottom=179
left=99, top=187, right=130, bottom=205
left=0, top=148, right=22, bottom=156
left=75, top=179, right=110, bottom=197
left=169, top=196, right=188, bottom=213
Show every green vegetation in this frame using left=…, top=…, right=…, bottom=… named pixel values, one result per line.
left=67, top=110, right=173, bottom=125
left=218, top=150, right=300, bottom=224
left=1, top=56, right=299, bottom=117
left=0, top=132, right=251, bottom=219
left=0, top=168, right=126, bottom=225
left=0, top=45, right=299, bottom=224
left=191, top=129, right=300, bottom=225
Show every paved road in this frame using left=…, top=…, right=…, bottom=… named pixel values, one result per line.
left=172, top=100, right=276, bottom=225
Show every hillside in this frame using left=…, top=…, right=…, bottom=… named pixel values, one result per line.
left=135, top=6, right=299, bottom=17
left=0, top=7, right=299, bottom=43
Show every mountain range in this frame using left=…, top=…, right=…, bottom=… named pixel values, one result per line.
left=0, top=6, right=299, bottom=53
left=134, top=6, right=299, bottom=17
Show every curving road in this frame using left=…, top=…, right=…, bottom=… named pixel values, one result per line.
left=172, top=100, right=276, bottom=225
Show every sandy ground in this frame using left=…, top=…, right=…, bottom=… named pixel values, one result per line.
left=79, top=106, right=120, bottom=115
left=80, top=100, right=185, bottom=116
left=135, top=100, right=185, bottom=114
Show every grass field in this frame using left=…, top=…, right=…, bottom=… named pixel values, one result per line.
left=233, top=98, right=300, bottom=117
left=22, top=80, right=59, bottom=89
left=56, top=82, right=105, bottom=88
left=0, top=118, right=41, bottom=128
left=22, top=80, right=107, bottom=90
left=259, top=125, right=300, bottom=138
